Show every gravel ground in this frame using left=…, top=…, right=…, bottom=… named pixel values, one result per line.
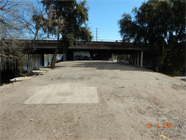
left=0, top=61, right=185, bottom=140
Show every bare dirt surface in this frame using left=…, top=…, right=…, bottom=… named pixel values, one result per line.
left=0, top=61, right=185, bottom=140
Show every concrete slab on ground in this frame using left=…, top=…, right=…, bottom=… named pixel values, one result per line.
left=24, top=83, right=99, bottom=104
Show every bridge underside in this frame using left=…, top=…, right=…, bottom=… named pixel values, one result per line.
left=32, top=48, right=144, bottom=67
left=31, top=41, right=146, bottom=67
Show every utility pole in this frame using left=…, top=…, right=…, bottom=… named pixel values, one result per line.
left=96, top=28, right=98, bottom=41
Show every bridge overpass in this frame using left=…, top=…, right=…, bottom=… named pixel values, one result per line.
left=33, top=40, right=146, bottom=67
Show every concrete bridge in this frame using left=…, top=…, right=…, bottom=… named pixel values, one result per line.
left=33, top=40, right=146, bottom=67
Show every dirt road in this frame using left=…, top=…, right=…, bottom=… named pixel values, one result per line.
left=0, top=61, right=185, bottom=140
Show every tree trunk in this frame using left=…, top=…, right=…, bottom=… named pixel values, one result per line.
left=50, top=48, right=58, bottom=69
left=51, top=32, right=60, bottom=69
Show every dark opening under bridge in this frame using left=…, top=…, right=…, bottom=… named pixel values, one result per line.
left=33, top=40, right=146, bottom=67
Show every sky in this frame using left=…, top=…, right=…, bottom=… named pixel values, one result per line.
left=31, top=0, right=147, bottom=41
left=86, top=0, right=146, bottom=41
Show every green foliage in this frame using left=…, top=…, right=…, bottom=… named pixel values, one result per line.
left=119, top=0, right=185, bottom=75
left=42, top=0, right=92, bottom=50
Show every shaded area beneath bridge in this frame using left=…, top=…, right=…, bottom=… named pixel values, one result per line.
left=64, top=61, right=153, bottom=72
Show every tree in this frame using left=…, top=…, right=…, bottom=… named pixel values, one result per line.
left=0, top=0, right=47, bottom=65
left=119, top=0, right=185, bottom=75
left=42, top=0, right=92, bottom=68
left=0, top=0, right=27, bottom=64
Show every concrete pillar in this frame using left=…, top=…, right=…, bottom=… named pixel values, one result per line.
left=140, top=51, right=143, bottom=67
left=41, top=54, right=45, bottom=66
left=137, top=52, right=139, bottom=66
left=112, top=53, right=115, bottom=61
left=134, top=53, right=136, bottom=65
left=63, top=52, right=67, bottom=61
left=132, top=54, right=134, bottom=65
left=129, top=54, right=132, bottom=64
left=136, top=53, right=138, bottom=65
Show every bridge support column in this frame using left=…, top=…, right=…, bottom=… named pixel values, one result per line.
left=129, top=54, right=132, bottom=64
left=137, top=52, right=139, bottom=66
left=134, top=53, right=136, bottom=65
left=132, top=54, right=135, bottom=65
left=41, top=54, right=44, bottom=66
left=140, top=51, right=143, bottom=67
left=112, top=53, right=115, bottom=61
left=63, top=52, right=67, bottom=61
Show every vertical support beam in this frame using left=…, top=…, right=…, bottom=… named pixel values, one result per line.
left=140, top=51, right=143, bottom=67
left=134, top=53, right=136, bottom=65
left=41, top=53, right=45, bottom=66
left=137, top=52, right=139, bottom=66
left=112, top=53, right=114, bottom=61
left=132, top=53, right=134, bottom=65
left=63, top=52, right=67, bottom=61
left=129, top=54, right=131, bottom=64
